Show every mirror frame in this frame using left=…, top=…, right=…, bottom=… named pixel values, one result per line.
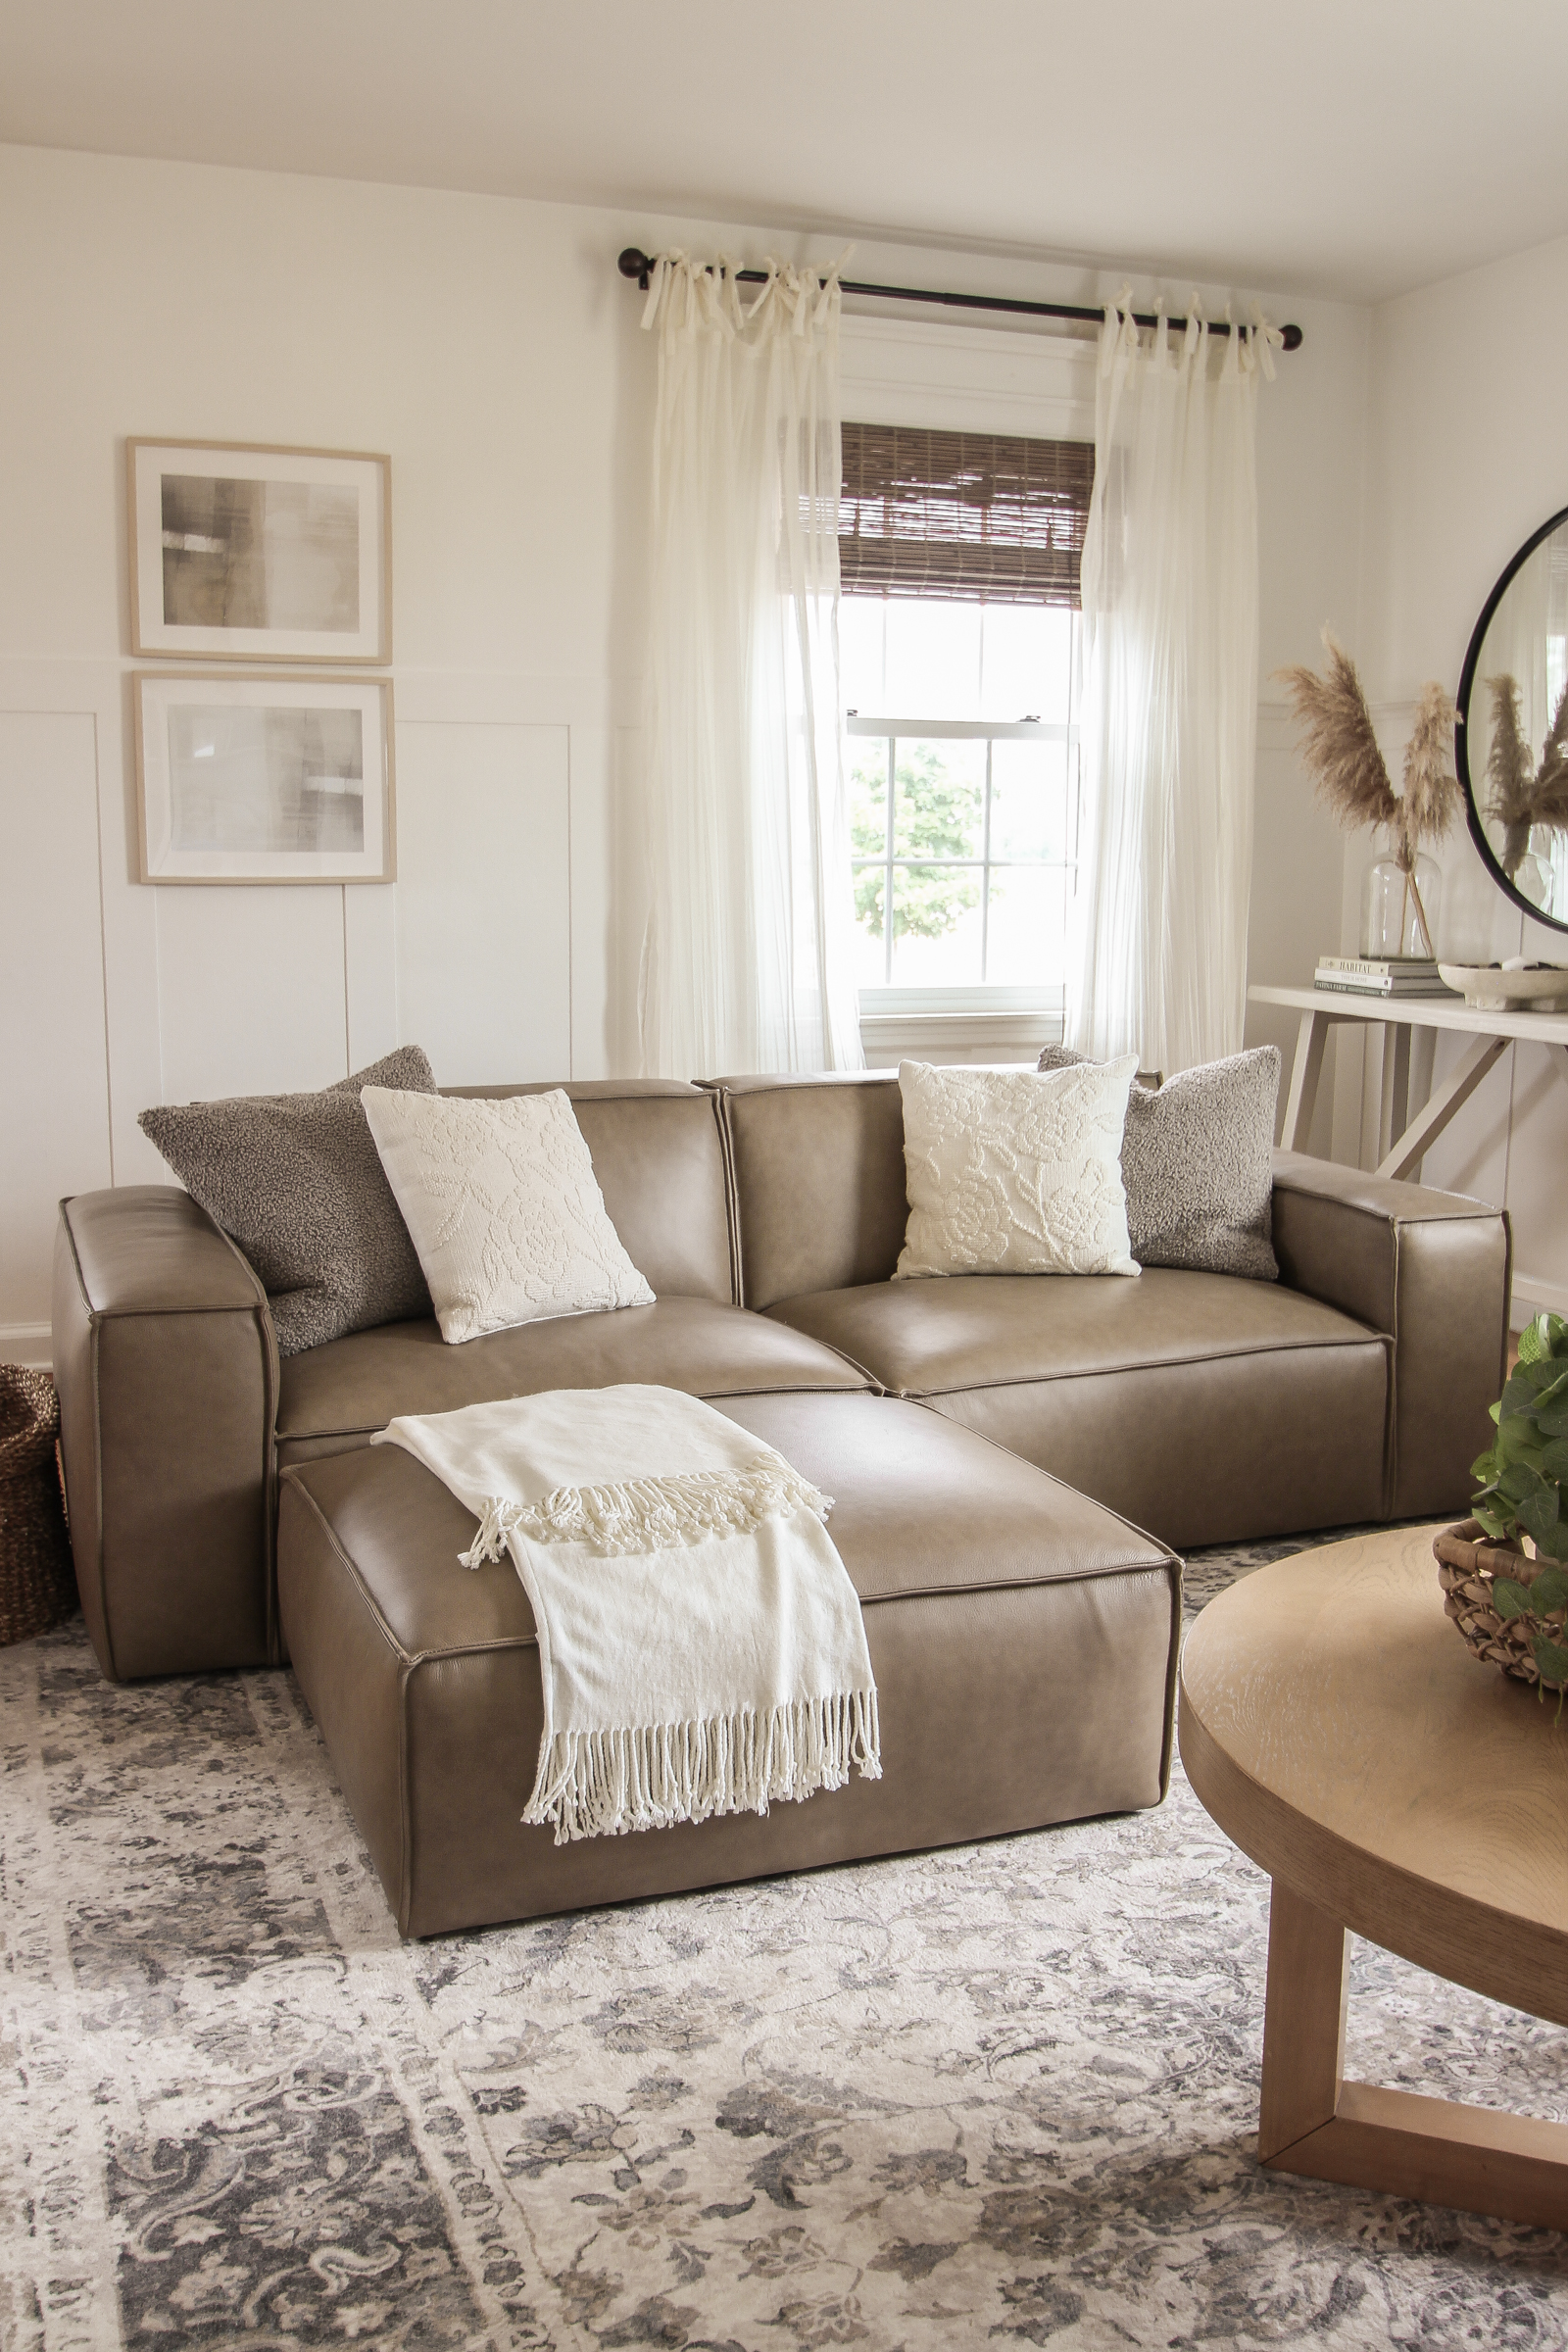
left=1454, top=500, right=1568, bottom=936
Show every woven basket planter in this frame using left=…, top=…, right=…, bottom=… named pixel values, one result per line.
left=1433, top=1518, right=1567, bottom=1692
left=0, top=1365, right=77, bottom=1645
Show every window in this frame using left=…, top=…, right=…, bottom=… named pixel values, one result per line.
left=839, top=424, right=1093, bottom=1049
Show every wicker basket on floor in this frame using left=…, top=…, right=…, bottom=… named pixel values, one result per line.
left=0, top=1365, right=77, bottom=1644
left=1434, top=1518, right=1567, bottom=1690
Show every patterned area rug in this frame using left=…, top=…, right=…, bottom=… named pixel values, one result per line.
left=3, top=1533, right=1565, bottom=2350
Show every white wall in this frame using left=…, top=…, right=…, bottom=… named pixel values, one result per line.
left=1354, top=230, right=1568, bottom=1322
left=0, top=141, right=1370, bottom=1359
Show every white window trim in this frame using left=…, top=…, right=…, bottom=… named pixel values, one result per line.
left=858, top=984, right=1065, bottom=1070
left=837, top=319, right=1095, bottom=1062
left=848, top=712, right=1078, bottom=1054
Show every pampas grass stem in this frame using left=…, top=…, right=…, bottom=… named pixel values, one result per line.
left=1405, top=865, right=1435, bottom=956
left=1278, top=630, right=1396, bottom=834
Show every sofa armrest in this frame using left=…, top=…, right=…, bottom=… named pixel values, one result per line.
left=1270, top=1151, right=1511, bottom=1521
left=53, top=1187, right=279, bottom=1681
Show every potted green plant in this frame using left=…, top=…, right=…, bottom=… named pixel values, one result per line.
left=1433, top=1309, right=1568, bottom=1707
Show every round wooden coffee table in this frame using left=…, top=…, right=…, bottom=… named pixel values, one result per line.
left=1180, top=1524, right=1568, bottom=2230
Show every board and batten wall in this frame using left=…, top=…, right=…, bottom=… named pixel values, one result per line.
left=1, top=140, right=1367, bottom=1363
left=1346, top=227, right=1568, bottom=1324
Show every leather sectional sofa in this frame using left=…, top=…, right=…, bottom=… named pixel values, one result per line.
left=52, top=1072, right=1510, bottom=1936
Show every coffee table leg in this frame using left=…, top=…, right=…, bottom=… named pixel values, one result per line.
left=1258, top=1877, right=1568, bottom=2229
left=1259, top=1879, right=1348, bottom=2159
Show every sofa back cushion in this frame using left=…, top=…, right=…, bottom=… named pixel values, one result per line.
left=443, top=1081, right=736, bottom=1304
left=716, top=1075, right=908, bottom=1309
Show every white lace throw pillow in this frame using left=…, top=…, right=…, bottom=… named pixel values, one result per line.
left=896, top=1057, right=1141, bottom=1280
left=362, top=1088, right=656, bottom=1344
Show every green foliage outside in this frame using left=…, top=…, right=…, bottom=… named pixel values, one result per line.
left=852, top=743, right=980, bottom=943
left=1471, top=1308, right=1568, bottom=1690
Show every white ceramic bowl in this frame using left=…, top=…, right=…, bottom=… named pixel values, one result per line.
left=1438, top=962, right=1568, bottom=1010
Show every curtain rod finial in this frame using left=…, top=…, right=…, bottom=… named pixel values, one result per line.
left=1281, top=323, right=1303, bottom=352
left=618, top=246, right=654, bottom=290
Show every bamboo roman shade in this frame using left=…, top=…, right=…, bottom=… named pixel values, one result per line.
left=839, top=423, right=1095, bottom=606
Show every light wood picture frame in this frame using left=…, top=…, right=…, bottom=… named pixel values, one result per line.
left=128, top=439, right=391, bottom=662
left=134, top=671, right=395, bottom=885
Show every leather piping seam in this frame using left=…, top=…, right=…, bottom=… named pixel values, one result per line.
left=721, top=1079, right=899, bottom=1099
left=1383, top=1230, right=1402, bottom=1516
left=710, top=1089, right=745, bottom=1308
left=278, top=1476, right=416, bottom=1934
left=1156, top=1566, right=1184, bottom=1801
left=1270, top=1178, right=1509, bottom=1229
left=199, top=1218, right=286, bottom=1664
left=279, top=1473, right=416, bottom=1667
left=55, top=1298, right=262, bottom=1319
left=59, top=1201, right=117, bottom=1685
left=904, top=1396, right=1181, bottom=1566
left=859, top=1332, right=1390, bottom=1399
left=382, top=1560, right=1179, bottom=1668
left=273, top=1377, right=878, bottom=1446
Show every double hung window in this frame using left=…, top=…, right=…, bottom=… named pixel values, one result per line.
left=838, top=424, right=1093, bottom=1041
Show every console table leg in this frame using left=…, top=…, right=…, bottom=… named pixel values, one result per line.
left=1377, top=1021, right=1412, bottom=1164
left=1374, top=1033, right=1509, bottom=1181
left=1258, top=1879, right=1348, bottom=2161
left=1281, top=1011, right=1330, bottom=1152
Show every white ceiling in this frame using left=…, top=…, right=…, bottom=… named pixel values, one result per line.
left=4, top=0, right=1565, bottom=304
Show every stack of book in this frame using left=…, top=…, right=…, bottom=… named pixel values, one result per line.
left=1312, top=956, right=1456, bottom=998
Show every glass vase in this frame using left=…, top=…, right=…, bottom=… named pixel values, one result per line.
left=1361, top=853, right=1441, bottom=959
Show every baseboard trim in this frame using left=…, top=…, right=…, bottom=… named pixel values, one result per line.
left=1511, top=1271, right=1568, bottom=1325
left=1, top=1322, right=52, bottom=1370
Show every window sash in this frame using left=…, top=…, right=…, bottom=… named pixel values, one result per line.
left=849, top=716, right=1079, bottom=992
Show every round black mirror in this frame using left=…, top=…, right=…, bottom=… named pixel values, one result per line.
left=1455, top=505, right=1568, bottom=933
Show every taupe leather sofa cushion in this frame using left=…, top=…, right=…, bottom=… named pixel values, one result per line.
left=446, top=1080, right=736, bottom=1305
left=274, top=1298, right=872, bottom=1470
left=54, top=1186, right=275, bottom=1681
left=766, top=1270, right=1389, bottom=1546
left=717, top=1074, right=907, bottom=1308
left=278, top=1394, right=1181, bottom=1936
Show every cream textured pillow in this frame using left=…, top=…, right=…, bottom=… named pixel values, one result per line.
left=896, top=1057, right=1140, bottom=1280
left=362, top=1087, right=656, bottom=1345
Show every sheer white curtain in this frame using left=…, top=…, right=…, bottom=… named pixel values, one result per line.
left=1067, top=296, right=1275, bottom=1075
left=638, top=254, right=863, bottom=1079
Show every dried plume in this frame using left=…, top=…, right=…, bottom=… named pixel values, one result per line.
left=1537, top=677, right=1568, bottom=805
left=1277, top=629, right=1396, bottom=836
left=1485, top=674, right=1535, bottom=829
left=1486, top=673, right=1568, bottom=877
left=1396, top=681, right=1460, bottom=862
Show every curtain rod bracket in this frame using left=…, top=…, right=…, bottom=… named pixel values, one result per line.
left=615, top=247, right=1302, bottom=351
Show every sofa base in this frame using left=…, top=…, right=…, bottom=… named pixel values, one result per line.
left=277, top=1395, right=1182, bottom=1937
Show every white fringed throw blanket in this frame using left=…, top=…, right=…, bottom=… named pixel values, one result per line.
left=371, top=1385, right=880, bottom=1843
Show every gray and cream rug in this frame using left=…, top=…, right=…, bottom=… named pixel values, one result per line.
left=3, top=1536, right=1565, bottom=2350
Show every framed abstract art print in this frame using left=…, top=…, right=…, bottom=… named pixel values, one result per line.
left=133, top=670, right=395, bottom=884
left=128, top=439, right=391, bottom=662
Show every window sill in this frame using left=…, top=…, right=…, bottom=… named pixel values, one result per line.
left=858, top=1004, right=1065, bottom=1067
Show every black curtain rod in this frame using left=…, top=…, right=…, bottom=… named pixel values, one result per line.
left=617, top=247, right=1302, bottom=353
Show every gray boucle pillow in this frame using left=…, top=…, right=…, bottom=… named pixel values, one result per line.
left=1037, top=1043, right=1280, bottom=1280
left=138, top=1046, right=439, bottom=1354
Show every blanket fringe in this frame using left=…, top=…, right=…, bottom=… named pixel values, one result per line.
left=522, top=1689, right=882, bottom=1843
left=458, top=1466, right=832, bottom=1568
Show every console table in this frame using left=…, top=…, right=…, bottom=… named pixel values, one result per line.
left=1248, top=983, right=1568, bottom=1180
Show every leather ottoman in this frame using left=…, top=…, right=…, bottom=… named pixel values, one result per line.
left=277, top=1393, right=1183, bottom=1937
